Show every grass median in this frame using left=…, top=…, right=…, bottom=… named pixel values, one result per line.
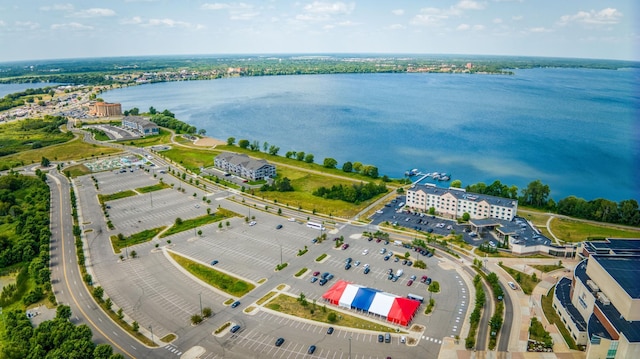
left=110, top=226, right=166, bottom=254
left=99, top=190, right=137, bottom=204
left=160, top=208, right=239, bottom=237
left=168, top=251, right=255, bottom=297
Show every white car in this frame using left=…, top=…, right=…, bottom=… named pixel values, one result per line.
left=288, top=217, right=296, bottom=222
left=249, top=221, right=257, bottom=226
left=362, top=249, right=369, bottom=255
left=363, top=263, right=370, bottom=269
left=508, top=281, right=518, bottom=290
left=375, top=210, right=383, bottom=214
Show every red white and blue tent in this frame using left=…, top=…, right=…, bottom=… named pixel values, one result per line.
left=322, top=280, right=421, bottom=326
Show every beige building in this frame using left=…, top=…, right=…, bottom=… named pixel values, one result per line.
left=552, top=239, right=640, bottom=359
left=405, top=183, right=517, bottom=221
left=89, top=102, right=122, bottom=117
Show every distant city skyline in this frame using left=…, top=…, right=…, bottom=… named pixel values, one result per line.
left=0, top=0, right=638, bottom=63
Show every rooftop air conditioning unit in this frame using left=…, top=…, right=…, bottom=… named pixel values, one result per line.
left=597, top=292, right=610, bottom=306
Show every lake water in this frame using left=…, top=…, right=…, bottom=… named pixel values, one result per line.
left=99, top=68, right=636, bottom=202
left=0, top=82, right=57, bottom=97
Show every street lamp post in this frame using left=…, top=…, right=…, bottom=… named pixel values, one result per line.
left=149, top=325, right=154, bottom=343
left=349, top=336, right=352, bottom=359
left=199, top=293, right=203, bottom=316
left=280, top=244, right=283, bottom=266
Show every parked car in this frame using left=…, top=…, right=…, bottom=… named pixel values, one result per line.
left=345, top=263, right=352, bottom=270
left=342, top=244, right=349, bottom=250
left=378, top=334, right=384, bottom=342
left=327, top=327, right=334, bottom=334
left=379, top=248, right=386, bottom=254
left=346, top=257, right=352, bottom=264
left=354, top=260, right=361, bottom=266
left=249, top=221, right=257, bottom=226
left=210, top=260, right=219, bottom=266
left=426, top=278, right=432, bottom=285
left=230, top=325, right=241, bottom=333
left=231, top=301, right=241, bottom=308
left=275, top=338, right=285, bottom=346
left=319, top=278, right=328, bottom=286
left=313, top=271, right=320, bottom=276
left=276, top=224, right=283, bottom=229
left=308, top=345, right=316, bottom=354
left=420, top=275, right=428, bottom=283
left=363, top=267, right=370, bottom=274
left=362, top=249, right=369, bottom=255
left=410, top=275, right=417, bottom=281
left=310, top=277, right=318, bottom=283
left=407, top=280, right=413, bottom=286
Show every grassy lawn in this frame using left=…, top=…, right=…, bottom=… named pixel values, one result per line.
left=267, top=294, right=399, bottom=332
left=116, top=128, right=173, bottom=147
left=160, top=208, right=239, bottom=238
left=98, top=190, right=137, bottom=203
left=62, top=164, right=92, bottom=178
left=532, top=264, right=564, bottom=273
left=498, top=263, right=540, bottom=295
left=256, top=291, right=278, bottom=306
left=549, top=217, right=640, bottom=242
left=541, top=286, right=579, bottom=350
left=110, top=227, right=166, bottom=254
left=136, top=182, right=171, bottom=193
left=168, top=251, right=255, bottom=297
left=0, top=136, right=122, bottom=169
left=159, top=147, right=220, bottom=173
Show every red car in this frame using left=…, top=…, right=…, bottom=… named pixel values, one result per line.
left=420, top=275, right=428, bottom=283
left=407, top=280, right=413, bottom=286
left=342, top=243, right=349, bottom=250
left=313, top=271, right=320, bottom=276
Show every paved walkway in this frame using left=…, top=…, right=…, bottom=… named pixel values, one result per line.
left=438, top=256, right=586, bottom=359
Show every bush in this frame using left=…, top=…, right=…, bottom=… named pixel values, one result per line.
left=328, top=312, right=337, bottom=323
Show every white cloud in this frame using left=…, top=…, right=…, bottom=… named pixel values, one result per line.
left=559, top=8, right=622, bottom=26
left=303, top=2, right=355, bottom=15
left=40, top=4, right=74, bottom=11
left=473, top=24, right=485, bottom=30
left=457, top=23, right=470, bottom=31
left=455, top=0, right=486, bottom=11
left=51, top=22, right=94, bottom=30
left=528, top=27, right=552, bottom=33
left=202, top=3, right=231, bottom=10
left=493, top=18, right=502, bottom=24
left=0, top=20, right=6, bottom=27
left=145, top=18, right=201, bottom=28
left=202, top=3, right=258, bottom=21
left=70, top=8, right=116, bottom=18
left=16, top=21, right=40, bottom=30
left=387, top=24, right=406, bottom=30
left=121, top=16, right=143, bottom=25
left=392, top=9, right=404, bottom=16
left=512, top=15, right=523, bottom=21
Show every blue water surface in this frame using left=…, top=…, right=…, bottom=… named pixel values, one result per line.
left=102, top=68, right=639, bottom=202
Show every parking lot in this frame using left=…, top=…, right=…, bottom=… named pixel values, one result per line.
left=76, top=160, right=471, bottom=358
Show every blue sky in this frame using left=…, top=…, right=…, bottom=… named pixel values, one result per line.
left=0, top=1, right=637, bottom=62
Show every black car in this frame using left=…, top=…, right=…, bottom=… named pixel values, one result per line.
left=230, top=325, right=241, bottom=333
left=276, top=224, right=283, bottom=229
left=211, top=260, right=219, bottom=266
left=327, top=327, right=334, bottom=334
left=363, top=267, right=370, bottom=274
left=308, top=345, right=316, bottom=354
left=231, top=301, right=241, bottom=308
left=345, top=263, right=352, bottom=270
left=275, top=337, right=285, bottom=346
left=378, top=334, right=384, bottom=342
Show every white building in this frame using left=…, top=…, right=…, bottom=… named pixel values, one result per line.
left=121, top=116, right=159, bottom=136
left=214, top=153, right=276, bottom=181
left=405, top=183, right=517, bottom=221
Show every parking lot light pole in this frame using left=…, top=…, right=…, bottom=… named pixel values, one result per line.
left=199, top=293, right=203, bottom=316
left=149, top=325, right=153, bottom=343
left=280, top=244, right=283, bottom=266
left=349, top=336, right=352, bottom=359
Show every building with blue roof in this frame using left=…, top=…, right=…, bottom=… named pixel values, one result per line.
left=553, top=238, right=640, bottom=359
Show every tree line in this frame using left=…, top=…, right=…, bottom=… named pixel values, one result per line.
left=465, top=179, right=640, bottom=226
left=313, top=182, right=387, bottom=204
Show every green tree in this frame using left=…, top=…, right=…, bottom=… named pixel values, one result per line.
left=323, top=158, right=338, bottom=169
left=202, top=307, right=212, bottom=318
left=57, top=305, right=72, bottom=320
left=296, top=151, right=305, bottom=161
left=450, top=179, right=462, bottom=188
left=268, top=145, right=280, bottom=156
left=304, top=153, right=314, bottom=163
left=132, top=321, right=139, bottom=332
left=130, top=250, right=137, bottom=258
left=191, top=314, right=203, bottom=325
left=352, top=162, right=363, bottom=173
left=238, top=139, right=250, bottom=149
left=521, top=180, right=550, bottom=208
left=342, top=161, right=353, bottom=172
left=94, top=344, right=114, bottom=359
left=93, top=286, right=104, bottom=302
left=227, top=137, right=236, bottom=146
left=462, top=212, right=470, bottom=221
left=149, top=106, right=157, bottom=114
left=41, top=157, right=50, bottom=167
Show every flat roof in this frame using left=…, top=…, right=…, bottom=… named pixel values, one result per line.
left=592, top=255, right=640, bottom=299
left=584, top=238, right=640, bottom=256
left=555, top=277, right=586, bottom=331
left=410, top=183, right=517, bottom=208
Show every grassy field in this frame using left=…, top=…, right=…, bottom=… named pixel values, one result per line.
left=98, top=190, right=137, bottom=203
left=137, top=182, right=171, bottom=193
left=116, top=128, right=173, bottom=147
left=541, top=286, right=579, bottom=350
left=63, top=164, right=92, bottom=178
left=531, top=264, right=564, bottom=273
left=159, top=147, right=220, bottom=173
left=160, top=208, right=239, bottom=237
left=256, top=291, right=278, bottom=306
left=549, top=217, right=640, bottom=242
left=168, top=251, right=255, bottom=297
left=0, top=135, right=121, bottom=169
left=110, top=227, right=166, bottom=254
left=499, top=263, right=540, bottom=295
left=266, top=294, right=399, bottom=332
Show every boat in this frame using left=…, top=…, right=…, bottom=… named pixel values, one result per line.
left=405, top=168, right=419, bottom=176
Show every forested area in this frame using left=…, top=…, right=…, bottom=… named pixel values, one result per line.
left=0, top=87, right=55, bottom=111
left=150, top=109, right=197, bottom=134
left=0, top=173, right=119, bottom=358
left=465, top=179, right=640, bottom=226
left=313, top=182, right=387, bottom=204
left=0, top=116, right=71, bottom=158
